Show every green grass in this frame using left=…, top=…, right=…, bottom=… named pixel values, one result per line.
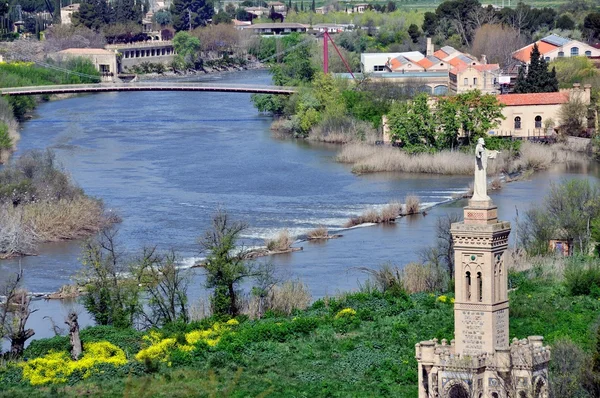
left=1, top=272, right=599, bottom=397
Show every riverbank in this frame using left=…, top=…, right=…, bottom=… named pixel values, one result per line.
left=1, top=256, right=599, bottom=397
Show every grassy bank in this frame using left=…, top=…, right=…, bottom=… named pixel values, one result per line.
left=1, top=255, right=599, bottom=397
left=336, top=141, right=585, bottom=175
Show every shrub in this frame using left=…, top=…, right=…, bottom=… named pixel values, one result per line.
left=80, top=326, right=144, bottom=357
left=23, top=335, right=70, bottom=359
left=307, top=226, right=328, bottom=239
left=265, top=229, right=294, bottom=252
left=404, top=195, right=420, bottom=215
left=380, top=202, right=401, bottom=222
left=564, top=259, right=600, bottom=296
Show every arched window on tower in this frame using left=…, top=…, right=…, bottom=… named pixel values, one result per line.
left=466, top=271, right=471, bottom=301
left=514, top=116, right=522, bottom=129
left=535, top=115, right=542, bottom=129
left=477, top=272, right=483, bottom=302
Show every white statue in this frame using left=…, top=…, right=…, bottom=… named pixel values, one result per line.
left=472, top=137, right=499, bottom=202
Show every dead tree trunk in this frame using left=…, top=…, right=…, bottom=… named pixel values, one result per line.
left=65, top=311, right=82, bottom=360
left=8, top=290, right=36, bottom=357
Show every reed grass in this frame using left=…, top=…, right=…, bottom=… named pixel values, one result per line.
left=404, top=195, right=420, bottom=215
left=336, top=141, right=586, bottom=176
left=265, top=229, right=294, bottom=252
left=307, top=226, right=329, bottom=239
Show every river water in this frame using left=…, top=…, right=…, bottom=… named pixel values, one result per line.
left=1, top=69, right=599, bottom=343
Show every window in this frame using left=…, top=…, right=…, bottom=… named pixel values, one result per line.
left=473, top=77, right=478, bottom=86
left=571, top=47, right=579, bottom=56
left=514, top=116, right=522, bottom=129
left=586, top=50, right=592, bottom=56
left=466, top=271, right=471, bottom=301
left=545, top=56, right=550, bottom=61
left=535, top=115, right=542, bottom=129
left=463, top=78, right=468, bottom=86
left=477, top=272, right=483, bottom=302
left=373, top=65, right=385, bottom=72
left=558, top=51, right=564, bottom=57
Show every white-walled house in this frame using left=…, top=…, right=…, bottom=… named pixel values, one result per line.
left=513, top=34, right=600, bottom=63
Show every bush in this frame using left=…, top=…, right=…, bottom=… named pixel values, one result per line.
left=265, top=229, right=294, bottom=252
left=23, top=335, right=70, bottom=359
left=307, top=226, right=328, bottom=239
left=80, top=326, right=144, bottom=357
left=404, top=195, right=420, bottom=215
left=564, top=259, right=600, bottom=296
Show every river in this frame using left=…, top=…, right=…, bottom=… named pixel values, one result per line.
left=1, top=69, right=599, bottom=343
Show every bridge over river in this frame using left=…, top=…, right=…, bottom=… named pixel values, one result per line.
left=0, top=82, right=297, bottom=96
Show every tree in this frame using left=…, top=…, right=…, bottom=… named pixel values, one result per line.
left=311, top=0, right=315, bottom=12
left=71, top=0, right=113, bottom=31
left=559, top=94, right=588, bottom=136
left=0, top=122, right=12, bottom=161
left=79, top=228, right=142, bottom=328
left=422, top=11, right=438, bottom=37
left=387, top=1, right=396, bottom=12
left=171, top=0, right=214, bottom=31
left=199, top=209, right=255, bottom=317
left=556, top=14, right=575, bottom=30
left=114, top=0, right=143, bottom=24
left=407, top=23, right=420, bottom=43
left=139, top=249, right=190, bottom=327
left=153, top=10, right=173, bottom=27
left=388, top=93, right=436, bottom=153
left=213, top=10, right=232, bottom=24
left=584, top=12, right=600, bottom=40
left=514, top=44, right=558, bottom=93
left=173, top=31, right=201, bottom=69
left=471, top=24, right=526, bottom=66
left=0, top=269, right=36, bottom=357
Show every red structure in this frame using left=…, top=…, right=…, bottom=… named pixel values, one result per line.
left=323, top=32, right=355, bottom=78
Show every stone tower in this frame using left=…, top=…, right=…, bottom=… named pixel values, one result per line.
left=415, top=197, right=551, bottom=398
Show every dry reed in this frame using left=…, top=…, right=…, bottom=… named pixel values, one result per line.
left=245, top=280, right=312, bottom=319
left=337, top=144, right=473, bottom=175
left=401, top=262, right=448, bottom=294
left=22, top=197, right=109, bottom=242
left=380, top=202, right=402, bottom=222
left=344, top=209, right=382, bottom=227
left=307, top=226, right=329, bottom=239
left=490, top=177, right=503, bottom=190
left=265, top=229, right=294, bottom=252
left=404, top=195, right=420, bottom=215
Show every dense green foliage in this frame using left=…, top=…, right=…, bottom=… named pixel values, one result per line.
left=71, top=0, right=147, bottom=30
left=514, top=44, right=559, bottom=94
left=387, top=90, right=504, bottom=152
left=171, top=0, right=214, bottom=32
left=0, top=61, right=100, bottom=121
left=2, top=267, right=599, bottom=396
left=0, top=122, right=12, bottom=157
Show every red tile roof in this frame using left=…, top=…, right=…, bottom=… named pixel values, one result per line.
left=433, top=49, right=448, bottom=59
left=449, top=64, right=500, bottom=75
left=496, top=92, right=569, bottom=106
left=416, top=57, right=434, bottom=69
left=512, top=41, right=558, bottom=63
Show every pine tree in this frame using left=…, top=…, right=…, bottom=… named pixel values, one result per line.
left=513, top=43, right=559, bottom=93
left=300, top=0, right=304, bottom=11
left=311, top=0, right=315, bottom=12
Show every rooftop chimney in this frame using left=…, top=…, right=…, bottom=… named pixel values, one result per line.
left=426, top=37, right=433, bottom=57
left=481, top=54, right=487, bottom=65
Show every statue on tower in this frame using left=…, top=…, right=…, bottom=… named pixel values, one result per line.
left=472, top=137, right=499, bottom=202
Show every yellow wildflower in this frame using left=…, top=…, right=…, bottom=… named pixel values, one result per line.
left=335, top=308, right=357, bottom=319
left=135, top=338, right=176, bottom=362
left=437, top=295, right=447, bottom=303
left=226, top=319, right=239, bottom=326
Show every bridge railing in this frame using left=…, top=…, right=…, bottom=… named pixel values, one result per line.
left=0, top=82, right=297, bottom=95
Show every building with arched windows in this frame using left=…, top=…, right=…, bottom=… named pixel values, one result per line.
left=491, top=84, right=591, bottom=138
left=512, top=34, right=600, bottom=64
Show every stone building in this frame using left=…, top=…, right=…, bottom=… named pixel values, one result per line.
left=55, top=48, right=117, bottom=82
left=513, top=34, right=600, bottom=64
left=416, top=194, right=551, bottom=397
left=449, top=64, right=501, bottom=95
left=493, top=84, right=591, bottom=138
left=60, top=4, right=79, bottom=25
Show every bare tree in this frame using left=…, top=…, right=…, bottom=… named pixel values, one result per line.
left=1, top=269, right=37, bottom=357
left=0, top=205, right=39, bottom=259
left=140, top=249, right=190, bottom=327
left=470, top=7, right=499, bottom=30
left=471, top=24, right=527, bottom=66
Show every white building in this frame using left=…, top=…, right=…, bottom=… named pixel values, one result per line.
left=513, top=34, right=600, bottom=63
